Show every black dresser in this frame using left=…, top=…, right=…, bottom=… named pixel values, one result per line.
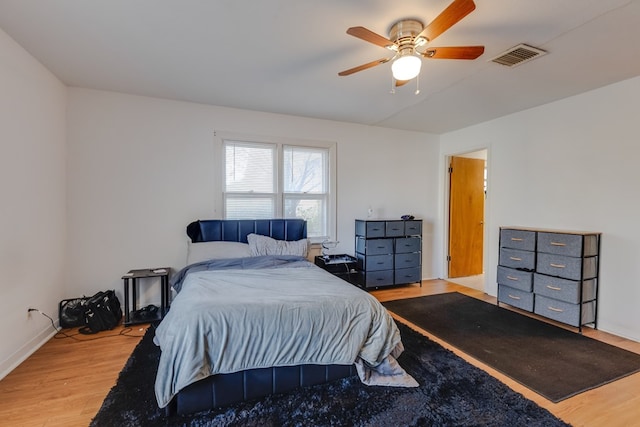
left=354, top=219, right=422, bottom=289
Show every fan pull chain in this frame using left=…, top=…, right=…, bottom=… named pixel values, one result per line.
left=415, top=74, right=420, bottom=95
left=390, top=76, right=396, bottom=94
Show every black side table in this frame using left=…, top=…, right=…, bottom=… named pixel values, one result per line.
left=314, top=255, right=358, bottom=285
left=122, top=268, right=170, bottom=326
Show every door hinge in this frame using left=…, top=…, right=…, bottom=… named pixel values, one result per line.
left=446, top=255, right=451, bottom=262
left=448, top=166, right=453, bottom=174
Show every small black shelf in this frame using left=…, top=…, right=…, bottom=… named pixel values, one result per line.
left=121, top=268, right=171, bottom=326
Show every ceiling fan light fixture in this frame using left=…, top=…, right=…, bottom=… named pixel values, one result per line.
left=391, top=54, right=422, bottom=81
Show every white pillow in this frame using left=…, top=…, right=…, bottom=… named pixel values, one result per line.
left=186, top=241, right=251, bottom=265
left=247, top=233, right=309, bottom=257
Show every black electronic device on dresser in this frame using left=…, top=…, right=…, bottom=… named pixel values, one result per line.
left=497, top=226, right=601, bottom=331
left=354, top=219, right=422, bottom=289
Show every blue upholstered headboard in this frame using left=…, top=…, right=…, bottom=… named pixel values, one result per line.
left=186, top=219, right=307, bottom=243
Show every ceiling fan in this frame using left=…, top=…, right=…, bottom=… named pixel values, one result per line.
left=338, top=0, right=484, bottom=87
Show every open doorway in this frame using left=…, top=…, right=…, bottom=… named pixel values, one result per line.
left=446, top=149, right=487, bottom=291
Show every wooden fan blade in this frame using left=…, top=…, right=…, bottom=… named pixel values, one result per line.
left=416, top=0, right=476, bottom=43
left=422, top=46, right=484, bottom=59
left=346, top=26, right=396, bottom=50
left=338, top=58, right=391, bottom=76
left=395, top=79, right=411, bottom=87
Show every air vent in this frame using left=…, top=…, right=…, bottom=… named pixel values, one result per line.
left=490, top=44, right=547, bottom=67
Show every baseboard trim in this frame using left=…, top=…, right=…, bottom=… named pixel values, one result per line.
left=0, top=320, right=59, bottom=380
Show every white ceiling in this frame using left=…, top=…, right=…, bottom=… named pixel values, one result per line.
left=1, top=0, right=639, bottom=134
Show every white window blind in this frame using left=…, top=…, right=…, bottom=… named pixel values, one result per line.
left=224, top=141, right=276, bottom=219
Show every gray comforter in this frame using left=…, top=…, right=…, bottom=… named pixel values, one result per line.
left=154, top=256, right=417, bottom=408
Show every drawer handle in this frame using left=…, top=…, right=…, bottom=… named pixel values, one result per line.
left=509, top=256, right=522, bottom=261
left=510, top=237, right=523, bottom=241
left=550, top=242, right=566, bottom=246
left=548, top=306, right=564, bottom=313
left=508, top=294, right=521, bottom=300
left=376, top=246, right=386, bottom=249
left=376, top=262, right=385, bottom=265
left=550, top=263, right=566, bottom=268
left=506, top=276, right=519, bottom=281
left=546, top=285, right=562, bottom=291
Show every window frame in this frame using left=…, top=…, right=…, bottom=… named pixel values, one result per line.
left=214, top=131, right=337, bottom=243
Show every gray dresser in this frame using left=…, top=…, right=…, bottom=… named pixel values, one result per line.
left=497, top=226, right=601, bottom=330
left=355, top=219, right=422, bottom=289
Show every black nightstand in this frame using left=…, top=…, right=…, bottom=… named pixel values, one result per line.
left=122, top=268, right=170, bottom=325
left=314, top=255, right=358, bottom=285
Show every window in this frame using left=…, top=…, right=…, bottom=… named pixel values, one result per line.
left=224, top=142, right=277, bottom=219
left=217, top=133, right=336, bottom=242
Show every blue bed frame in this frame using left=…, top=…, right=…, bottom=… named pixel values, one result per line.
left=165, top=219, right=356, bottom=415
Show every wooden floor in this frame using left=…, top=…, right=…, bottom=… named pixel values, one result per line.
left=0, top=323, right=147, bottom=426
left=1, top=280, right=639, bottom=427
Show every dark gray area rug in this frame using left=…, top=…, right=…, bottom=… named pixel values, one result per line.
left=383, top=292, right=640, bottom=403
left=91, top=320, right=569, bottom=427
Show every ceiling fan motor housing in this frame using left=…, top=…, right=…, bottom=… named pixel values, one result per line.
left=389, top=19, right=425, bottom=54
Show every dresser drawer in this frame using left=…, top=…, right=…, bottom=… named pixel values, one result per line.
left=536, top=253, right=597, bottom=280
left=357, top=254, right=393, bottom=271
left=356, top=237, right=393, bottom=255
left=533, top=273, right=597, bottom=304
left=499, top=248, right=535, bottom=270
left=395, top=252, right=421, bottom=269
left=404, top=220, right=422, bottom=236
left=395, top=267, right=421, bottom=284
left=355, top=220, right=385, bottom=238
left=363, top=270, right=394, bottom=287
left=537, top=232, right=599, bottom=257
left=395, top=236, right=421, bottom=253
left=497, top=266, right=533, bottom=292
left=498, top=285, right=534, bottom=311
left=385, top=221, right=405, bottom=237
left=534, top=295, right=596, bottom=327
left=500, top=228, right=536, bottom=251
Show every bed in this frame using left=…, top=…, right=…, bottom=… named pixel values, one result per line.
left=155, top=219, right=416, bottom=415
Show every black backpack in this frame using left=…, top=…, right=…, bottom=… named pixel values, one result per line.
left=79, top=290, right=123, bottom=335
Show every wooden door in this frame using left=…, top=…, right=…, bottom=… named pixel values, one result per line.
left=448, top=156, right=485, bottom=278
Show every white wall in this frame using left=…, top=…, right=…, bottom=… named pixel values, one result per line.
left=0, top=28, right=67, bottom=378
left=440, top=75, right=640, bottom=341
left=65, top=88, right=440, bottom=306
